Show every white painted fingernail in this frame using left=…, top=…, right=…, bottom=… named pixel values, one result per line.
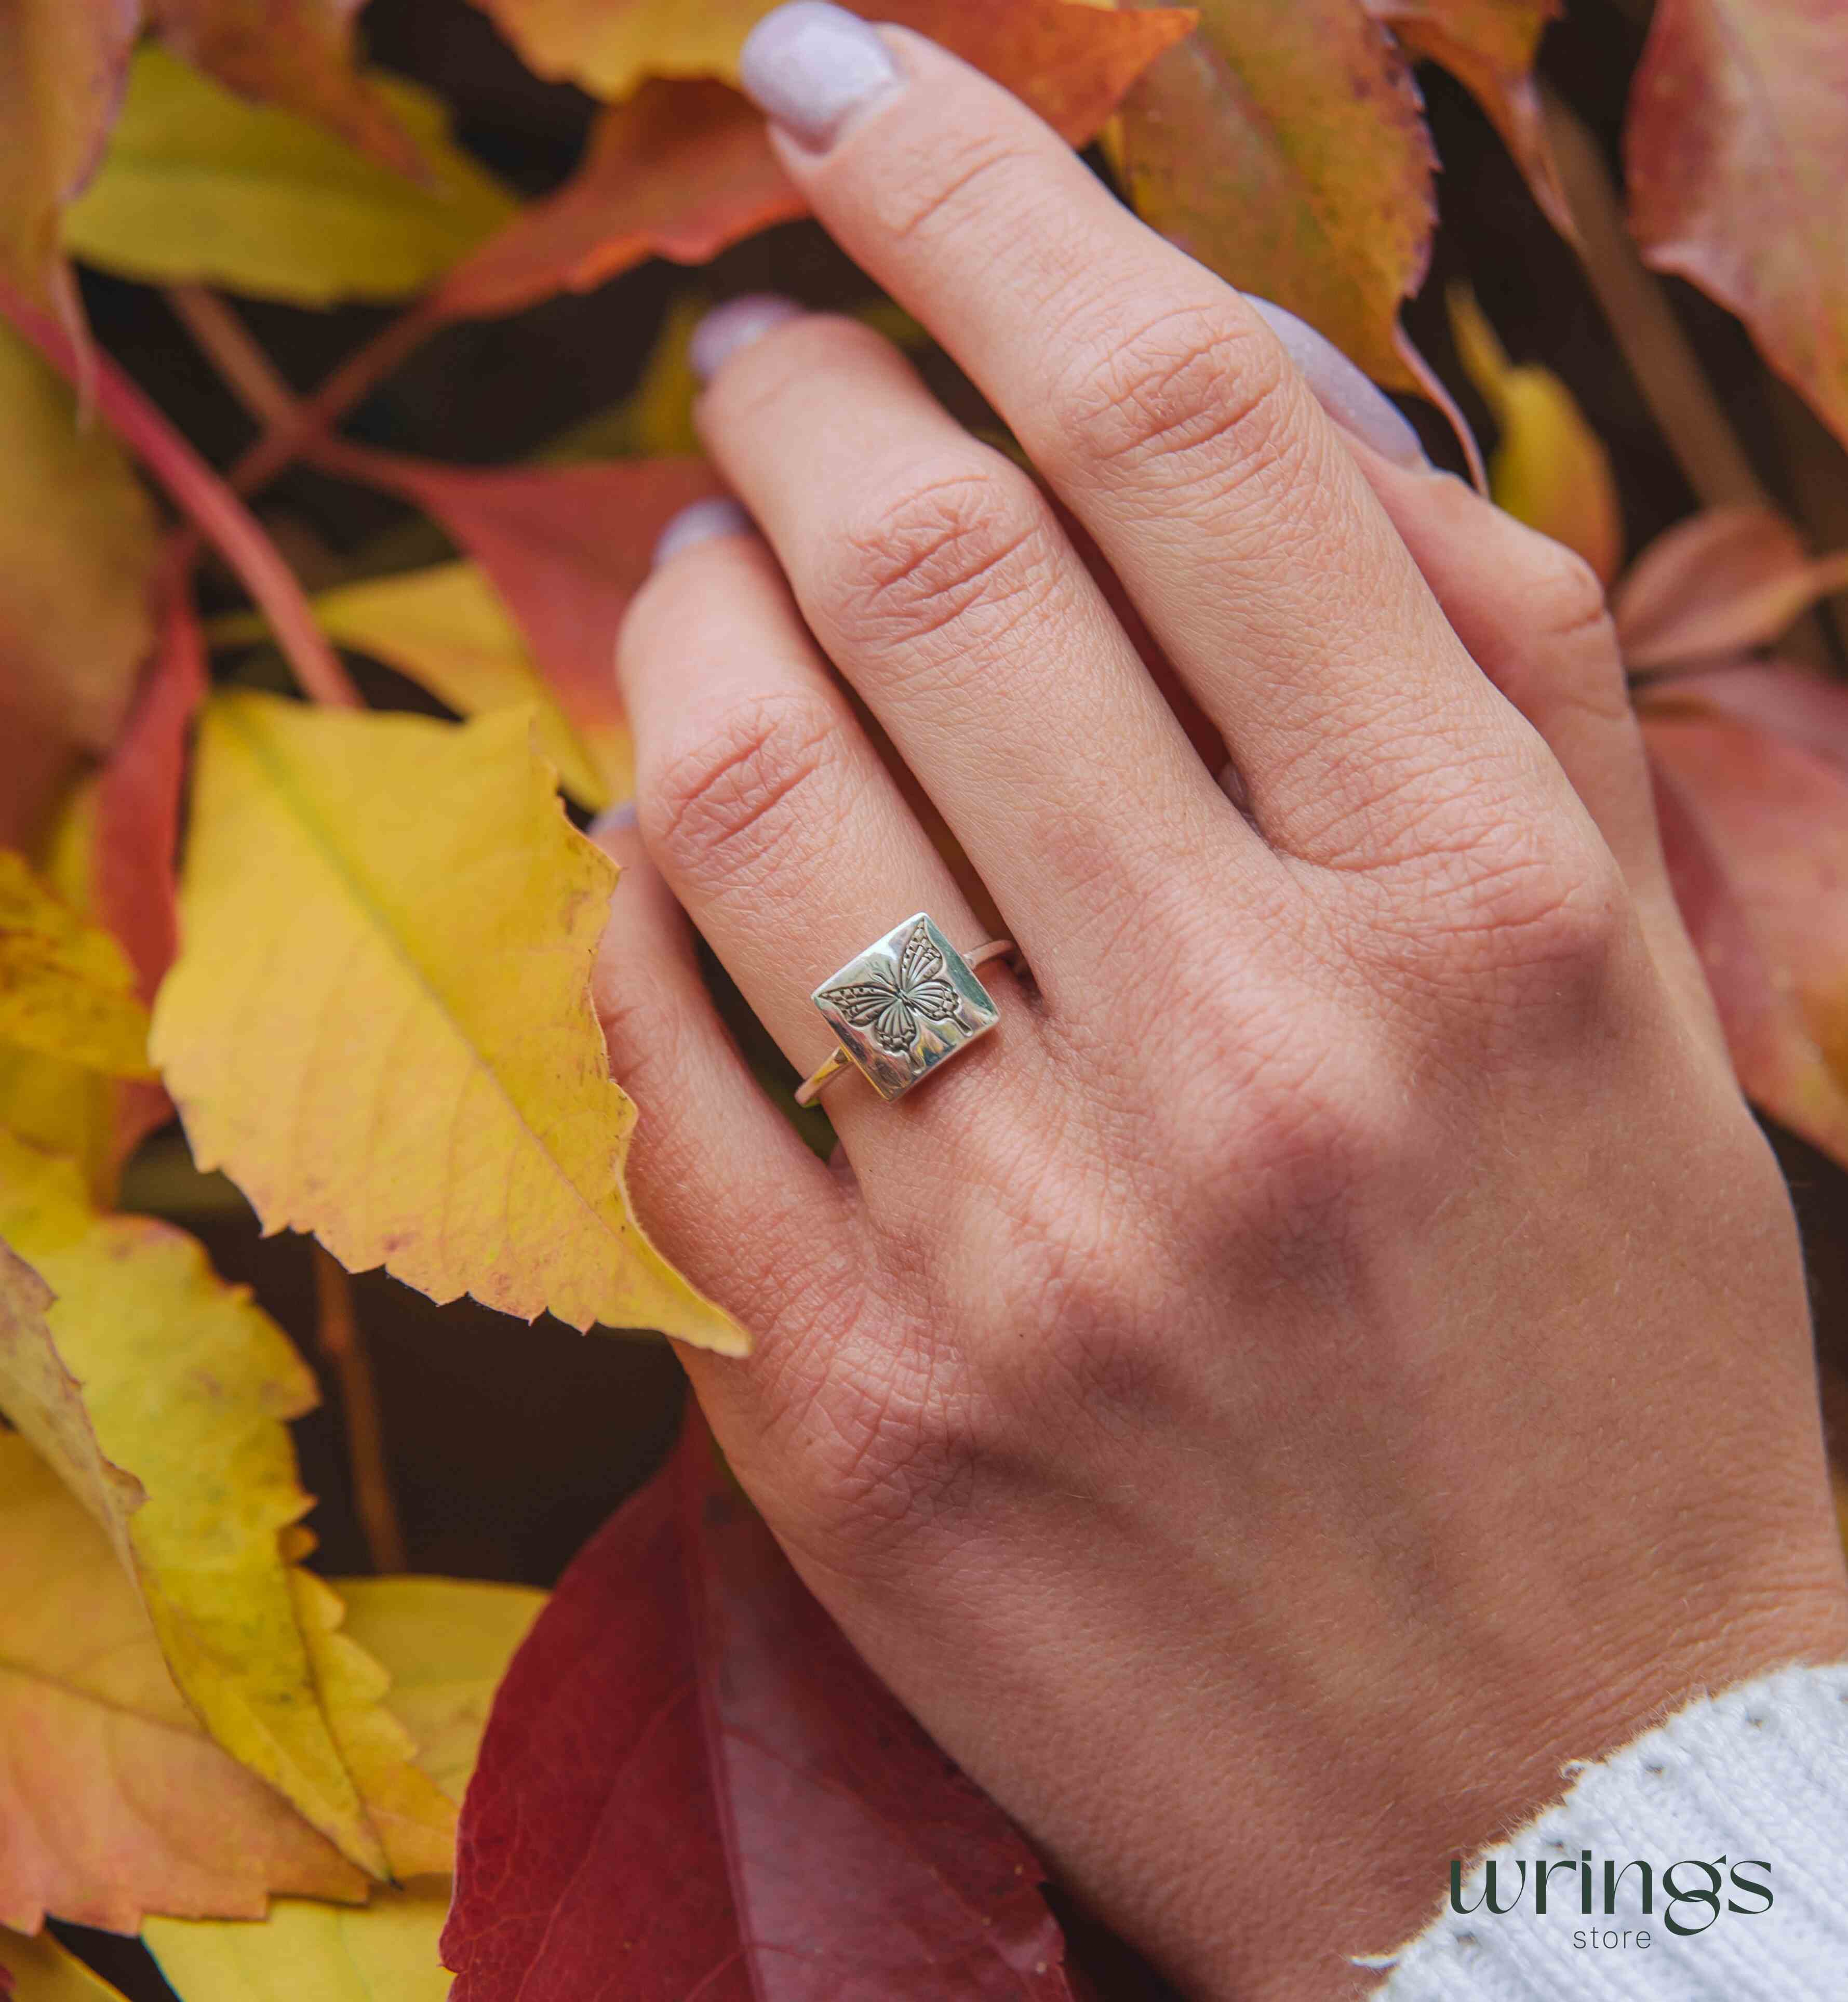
left=688, top=293, right=806, bottom=383
left=652, top=497, right=753, bottom=567
left=1243, top=297, right=1430, bottom=470
left=739, top=1, right=901, bottom=150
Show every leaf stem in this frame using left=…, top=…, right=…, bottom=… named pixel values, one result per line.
left=0, top=283, right=361, bottom=708
left=165, top=286, right=299, bottom=429
left=1540, top=87, right=1768, bottom=512
left=312, top=1246, right=408, bottom=1576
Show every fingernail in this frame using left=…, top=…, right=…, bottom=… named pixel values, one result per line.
left=590, top=800, right=638, bottom=841
left=1243, top=297, right=1430, bottom=470
left=689, top=292, right=805, bottom=383
left=652, top=497, right=753, bottom=567
left=739, top=1, right=901, bottom=150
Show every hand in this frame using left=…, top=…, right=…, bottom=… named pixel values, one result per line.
left=592, top=8, right=1848, bottom=1994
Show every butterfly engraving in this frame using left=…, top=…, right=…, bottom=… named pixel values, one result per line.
left=822, top=922, right=967, bottom=1056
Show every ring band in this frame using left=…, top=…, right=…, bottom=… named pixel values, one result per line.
left=795, top=914, right=1014, bottom=1106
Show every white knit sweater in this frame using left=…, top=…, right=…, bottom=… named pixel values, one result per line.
left=1372, top=1663, right=1848, bottom=1998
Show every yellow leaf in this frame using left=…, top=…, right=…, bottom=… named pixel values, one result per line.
left=0, top=1133, right=452, bottom=1878
left=142, top=1576, right=544, bottom=2002
left=1449, top=282, right=1625, bottom=584
left=0, top=849, right=152, bottom=1077
left=0, top=1432, right=364, bottom=1932
left=0, top=317, right=159, bottom=762
left=0, top=1926, right=133, bottom=2001
left=151, top=693, right=745, bottom=1351
left=63, top=45, right=519, bottom=305
left=306, top=563, right=611, bottom=810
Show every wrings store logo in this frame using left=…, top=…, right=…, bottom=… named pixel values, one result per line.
left=1450, top=1851, right=1772, bottom=1951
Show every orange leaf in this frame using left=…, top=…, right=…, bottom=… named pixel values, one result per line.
left=334, top=445, right=724, bottom=802
left=467, top=0, right=1194, bottom=127
left=434, top=82, right=804, bottom=321
left=1626, top=0, right=1848, bottom=451
left=1644, top=703, right=1848, bottom=1167
left=1112, top=0, right=1435, bottom=392
left=1641, top=660, right=1848, bottom=772
left=0, top=0, right=137, bottom=337
left=1366, top=0, right=1570, bottom=235
left=1613, top=506, right=1848, bottom=671
left=146, top=0, right=426, bottom=179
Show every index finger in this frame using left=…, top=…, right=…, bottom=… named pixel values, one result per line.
left=736, top=6, right=1558, bottom=870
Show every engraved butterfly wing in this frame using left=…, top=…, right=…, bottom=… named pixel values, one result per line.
left=825, top=965, right=917, bottom=1053
left=896, top=921, right=963, bottom=1026
left=823, top=924, right=967, bottom=1055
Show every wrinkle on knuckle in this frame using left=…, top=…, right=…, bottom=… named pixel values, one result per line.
left=642, top=687, right=845, bottom=897
left=1047, top=301, right=1300, bottom=500
left=823, top=461, right=1055, bottom=654
left=866, top=124, right=1040, bottom=250
left=1521, top=546, right=1632, bottom=728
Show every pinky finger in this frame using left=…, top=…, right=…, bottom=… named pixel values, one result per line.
left=588, top=808, right=851, bottom=1357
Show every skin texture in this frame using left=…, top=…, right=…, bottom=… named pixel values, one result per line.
left=591, top=23, right=1848, bottom=1998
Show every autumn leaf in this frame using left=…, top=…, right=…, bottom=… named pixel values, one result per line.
left=148, top=0, right=426, bottom=179
left=1366, top=0, right=1570, bottom=234
left=0, top=0, right=137, bottom=332
left=0, top=1133, right=452, bottom=1879
left=300, top=562, right=611, bottom=808
left=0, top=1925, right=132, bottom=2000
left=151, top=692, right=743, bottom=1349
left=0, top=851, right=151, bottom=1078
left=340, top=447, right=728, bottom=804
left=0, top=315, right=159, bottom=837
left=1113, top=0, right=1435, bottom=392
left=1614, top=507, right=1848, bottom=672
left=141, top=1578, right=545, bottom=2002
left=443, top=1408, right=1074, bottom=2001
left=1449, top=283, right=1623, bottom=582
left=64, top=44, right=517, bottom=305
left=471, top=0, right=1193, bottom=127
left=0, top=1430, right=367, bottom=1932
left=1640, top=660, right=1848, bottom=772
left=432, top=81, right=804, bottom=321
left=1625, top=0, right=1848, bottom=451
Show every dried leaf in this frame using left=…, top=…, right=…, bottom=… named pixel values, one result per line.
left=1113, top=0, right=1436, bottom=391
left=471, top=0, right=1192, bottom=126
left=1365, top=0, right=1569, bottom=234
left=0, top=851, right=151, bottom=1078
left=141, top=1578, right=546, bottom=2002
left=0, top=1429, right=366, bottom=1932
left=148, top=0, right=426, bottom=178
left=1641, top=660, right=1848, bottom=772
left=350, top=449, right=728, bottom=805
left=64, top=44, right=517, bottom=304
left=0, top=0, right=137, bottom=333
left=304, top=561, right=611, bottom=808
left=151, top=692, right=743, bottom=1349
left=434, top=80, right=802, bottom=320
left=443, top=1409, right=1074, bottom=2001
left=1644, top=704, right=1848, bottom=1167
left=0, top=1924, right=132, bottom=1999
left=0, top=316, right=158, bottom=783
left=1614, top=506, right=1848, bottom=670
left=0, top=1135, right=450, bottom=1879
left=1448, top=283, right=1623, bottom=583
left=1626, top=0, right=1848, bottom=451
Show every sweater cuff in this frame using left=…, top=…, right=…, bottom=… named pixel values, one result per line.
left=1367, top=1661, right=1848, bottom=1999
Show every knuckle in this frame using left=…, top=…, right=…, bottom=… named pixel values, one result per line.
left=1526, top=539, right=1616, bottom=651
left=1047, top=301, right=1304, bottom=500
left=1522, top=541, right=1631, bottom=726
left=641, top=687, right=843, bottom=896
left=866, top=123, right=1040, bottom=251
left=820, top=458, right=1056, bottom=654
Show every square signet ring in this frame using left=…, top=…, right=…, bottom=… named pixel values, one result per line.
left=794, top=913, right=1013, bottom=1107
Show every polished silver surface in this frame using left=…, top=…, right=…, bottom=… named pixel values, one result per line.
left=811, top=913, right=1001, bottom=1101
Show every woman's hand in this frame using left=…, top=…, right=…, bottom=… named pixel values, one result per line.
left=593, top=8, right=1848, bottom=1993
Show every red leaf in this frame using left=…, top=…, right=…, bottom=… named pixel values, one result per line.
left=433, top=82, right=804, bottom=322
left=1625, top=0, right=1848, bottom=451
left=1644, top=703, right=1848, bottom=1167
left=443, top=1406, right=1075, bottom=2001
left=1613, top=506, right=1848, bottom=670
left=1640, top=660, right=1848, bottom=775
left=328, top=444, right=721, bottom=789
left=95, top=588, right=208, bottom=1167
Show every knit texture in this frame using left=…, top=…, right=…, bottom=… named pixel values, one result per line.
left=1371, top=1662, right=1848, bottom=1999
